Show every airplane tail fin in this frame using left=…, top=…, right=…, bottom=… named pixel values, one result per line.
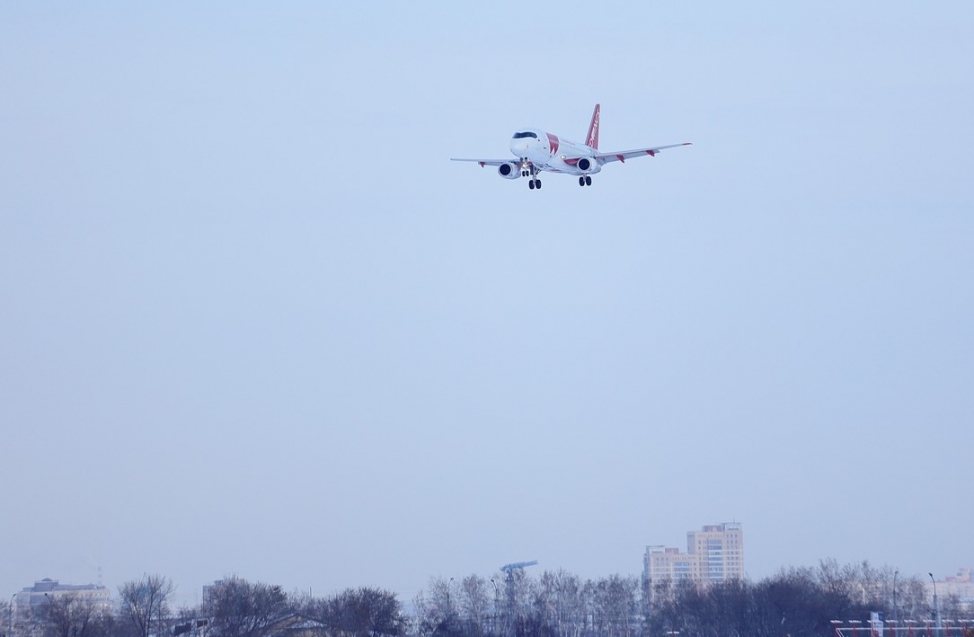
left=586, top=103, right=601, bottom=150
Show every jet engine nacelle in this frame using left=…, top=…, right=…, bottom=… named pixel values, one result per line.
left=575, top=157, right=600, bottom=174
left=497, top=162, right=521, bottom=179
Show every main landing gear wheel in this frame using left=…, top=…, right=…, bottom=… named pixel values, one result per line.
left=528, top=179, right=542, bottom=190
left=529, top=180, right=535, bottom=190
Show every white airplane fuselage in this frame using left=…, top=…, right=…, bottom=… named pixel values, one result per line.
left=509, top=128, right=601, bottom=176
left=452, top=104, right=690, bottom=190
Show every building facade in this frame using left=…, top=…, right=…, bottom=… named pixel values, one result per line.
left=687, top=522, right=745, bottom=584
left=11, top=579, right=112, bottom=624
left=644, top=522, right=745, bottom=596
left=928, top=568, right=974, bottom=610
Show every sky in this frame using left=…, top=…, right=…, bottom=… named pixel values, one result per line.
left=1, top=1, right=972, bottom=608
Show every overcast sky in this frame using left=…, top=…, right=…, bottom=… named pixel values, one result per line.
left=1, top=1, right=972, bottom=607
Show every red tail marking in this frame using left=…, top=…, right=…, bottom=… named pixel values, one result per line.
left=546, top=132, right=560, bottom=155
left=586, top=103, right=600, bottom=150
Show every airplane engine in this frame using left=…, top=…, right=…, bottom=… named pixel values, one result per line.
left=497, top=162, right=521, bottom=179
left=576, top=157, right=600, bottom=173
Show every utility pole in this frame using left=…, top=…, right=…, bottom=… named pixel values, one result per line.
left=928, top=573, right=941, bottom=637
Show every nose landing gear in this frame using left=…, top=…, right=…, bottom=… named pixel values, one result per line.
left=578, top=176, right=592, bottom=187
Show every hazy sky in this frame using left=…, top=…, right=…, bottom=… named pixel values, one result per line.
left=2, top=1, right=972, bottom=607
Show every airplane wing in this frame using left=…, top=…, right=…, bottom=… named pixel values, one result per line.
left=451, top=158, right=519, bottom=167
left=594, top=142, right=692, bottom=164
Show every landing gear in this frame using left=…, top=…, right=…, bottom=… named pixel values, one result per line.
left=524, top=162, right=541, bottom=190
left=578, top=175, right=593, bottom=187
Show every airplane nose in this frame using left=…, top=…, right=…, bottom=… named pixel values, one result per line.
left=510, top=138, right=529, bottom=156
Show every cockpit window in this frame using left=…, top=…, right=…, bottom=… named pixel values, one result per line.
left=513, top=131, right=538, bottom=139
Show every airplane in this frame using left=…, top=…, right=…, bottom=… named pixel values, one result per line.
left=451, top=104, right=691, bottom=190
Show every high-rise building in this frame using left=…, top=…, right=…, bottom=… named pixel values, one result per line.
left=687, top=522, right=744, bottom=583
left=644, top=522, right=745, bottom=596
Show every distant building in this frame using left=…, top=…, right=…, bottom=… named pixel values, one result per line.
left=688, top=522, right=745, bottom=584
left=202, top=580, right=225, bottom=607
left=928, top=568, right=974, bottom=610
left=644, top=546, right=701, bottom=584
left=12, top=578, right=112, bottom=622
left=644, top=522, right=745, bottom=597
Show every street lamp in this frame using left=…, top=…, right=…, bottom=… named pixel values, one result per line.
left=893, top=571, right=899, bottom=630
left=928, top=574, right=940, bottom=637
left=489, top=579, right=499, bottom=636
left=445, top=578, right=455, bottom=620
left=7, top=594, right=17, bottom=637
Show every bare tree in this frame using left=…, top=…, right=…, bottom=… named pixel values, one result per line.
left=457, top=575, right=491, bottom=637
left=503, top=569, right=533, bottom=635
left=38, top=593, right=101, bottom=637
left=532, top=570, right=584, bottom=637
left=413, top=578, right=460, bottom=637
left=205, top=577, right=290, bottom=637
left=1, top=599, right=11, bottom=637
left=306, top=587, right=405, bottom=637
left=896, top=576, right=930, bottom=621
left=117, top=574, right=175, bottom=637
left=599, top=575, right=638, bottom=637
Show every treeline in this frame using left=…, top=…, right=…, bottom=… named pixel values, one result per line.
left=5, top=561, right=972, bottom=637
left=414, top=561, right=970, bottom=637
left=648, top=561, right=965, bottom=637
left=5, top=575, right=405, bottom=637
